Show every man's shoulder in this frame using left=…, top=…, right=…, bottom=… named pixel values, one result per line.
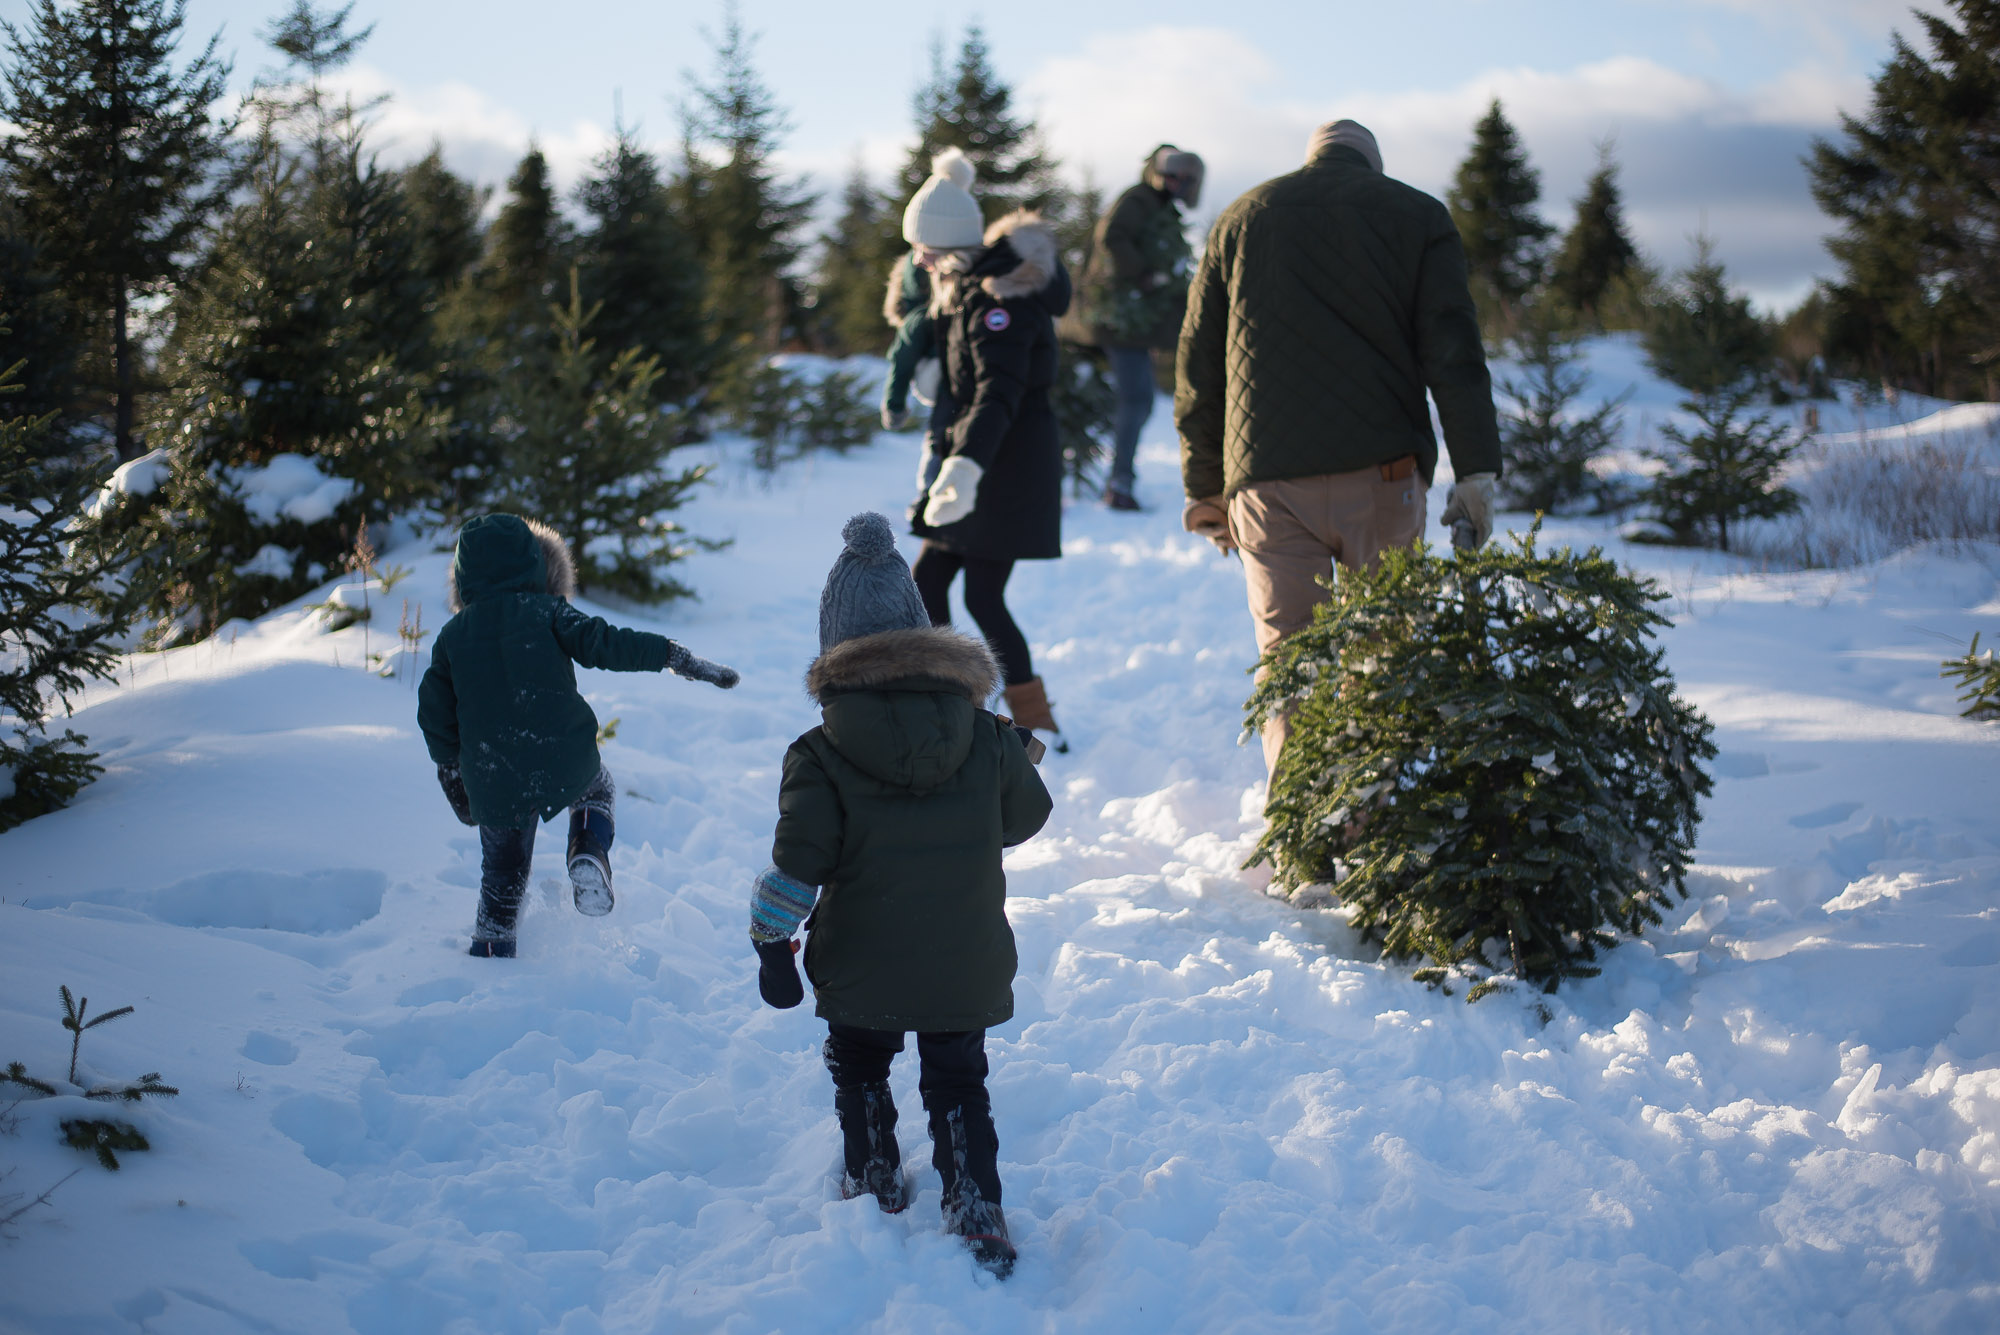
left=1234, top=165, right=1448, bottom=225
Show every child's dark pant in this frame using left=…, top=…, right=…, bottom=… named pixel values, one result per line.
left=823, top=1023, right=1000, bottom=1206
left=474, top=765, right=615, bottom=940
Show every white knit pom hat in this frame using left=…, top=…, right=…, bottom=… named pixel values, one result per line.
left=902, top=147, right=984, bottom=249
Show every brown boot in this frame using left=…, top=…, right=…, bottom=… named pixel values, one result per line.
left=1002, top=677, right=1066, bottom=751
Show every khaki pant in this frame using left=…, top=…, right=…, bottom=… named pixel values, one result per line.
left=1229, top=463, right=1427, bottom=775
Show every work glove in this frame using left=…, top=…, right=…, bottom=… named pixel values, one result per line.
left=923, top=455, right=983, bottom=528
left=437, top=763, right=475, bottom=826
left=881, top=402, right=911, bottom=432
left=753, top=937, right=805, bottom=1009
left=665, top=642, right=740, bottom=689
left=1181, top=494, right=1235, bottom=553
left=1441, top=472, right=1497, bottom=549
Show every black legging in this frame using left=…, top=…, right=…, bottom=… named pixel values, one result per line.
left=910, top=543, right=1033, bottom=687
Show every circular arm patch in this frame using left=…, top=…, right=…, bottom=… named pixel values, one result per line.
left=983, top=307, right=1012, bottom=332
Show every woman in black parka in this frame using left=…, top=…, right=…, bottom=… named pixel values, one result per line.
left=910, top=209, right=1072, bottom=746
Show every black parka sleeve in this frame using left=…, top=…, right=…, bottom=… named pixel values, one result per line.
left=772, top=735, right=844, bottom=887
left=416, top=638, right=460, bottom=765
left=551, top=602, right=676, bottom=673
left=996, top=718, right=1053, bottom=848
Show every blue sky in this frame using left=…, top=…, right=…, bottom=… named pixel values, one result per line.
left=161, top=0, right=1926, bottom=309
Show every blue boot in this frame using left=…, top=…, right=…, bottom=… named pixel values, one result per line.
left=567, top=806, right=614, bottom=917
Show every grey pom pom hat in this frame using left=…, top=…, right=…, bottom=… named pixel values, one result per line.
left=818, top=512, right=931, bottom=652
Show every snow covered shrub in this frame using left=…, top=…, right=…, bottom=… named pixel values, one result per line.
left=1247, top=528, right=1716, bottom=999
left=0, top=351, right=140, bottom=831
left=1943, top=633, right=1999, bottom=720
left=1495, top=310, right=1623, bottom=514
left=1730, top=430, right=2000, bottom=568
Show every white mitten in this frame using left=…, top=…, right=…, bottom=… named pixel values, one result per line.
left=1440, top=472, right=1497, bottom=548
left=923, top=455, right=984, bottom=527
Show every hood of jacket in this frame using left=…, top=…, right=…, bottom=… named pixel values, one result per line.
left=805, top=626, right=998, bottom=792
left=931, top=211, right=1062, bottom=316
left=447, top=514, right=577, bottom=611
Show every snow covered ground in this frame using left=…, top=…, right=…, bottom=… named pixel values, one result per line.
left=3, top=348, right=1998, bottom=1333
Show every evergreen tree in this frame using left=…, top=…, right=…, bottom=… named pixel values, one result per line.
left=1247, top=527, right=1716, bottom=999
left=0, top=197, right=84, bottom=446
left=493, top=273, right=709, bottom=602
left=575, top=126, right=708, bottom=406
left=476, top=145, right=572, bottom=346
left=1641, top=242, right=1797, bottom=552
left=0, top=0, right=236, bottom=461
left=1496, top=306, right=1624, bottom=514
left=138, top=4, right=443, bottom=638
left=1548, top=144, right=1639, bottom=325
left=400, top=145, right=487, bottom=294
left=0, top=346, right=141, bottom=830
left=809, top=160, right=901, bottom=355
left=1642, top=237, right=1773, bottom=396
left=1447, top=99, right=1554, bottom=332
left=899, top=26, right=1065, bottom=223
left=1808, top=0, right=2000, bottom=399
left=674, top=4, right=816, bottom=357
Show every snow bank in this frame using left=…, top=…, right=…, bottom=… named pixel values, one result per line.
left=1, top=351, right=1996, bottom=1333
left=226, top=453, right=357, bottom=525
left=85, top=446, right=169, bottom=518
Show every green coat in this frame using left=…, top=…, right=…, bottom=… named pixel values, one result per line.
left=1176, top=144, right=1503, bottom=499
left=773, top=626, right=1053, bottom=1033
left=1083, top=182, right=1192, bottom=350
left=417, top=514, right=675, bottom=828
left=881, top=252, right=936, bottom=417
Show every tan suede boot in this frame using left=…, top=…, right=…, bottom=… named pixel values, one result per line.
left=1002, top=677, right=1066, bottom=751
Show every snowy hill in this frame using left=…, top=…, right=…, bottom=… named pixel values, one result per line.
left=3, top=346, right=1998, bottom=1333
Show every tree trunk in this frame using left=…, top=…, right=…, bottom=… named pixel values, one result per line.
left=113, top=280, right=136, bottom=461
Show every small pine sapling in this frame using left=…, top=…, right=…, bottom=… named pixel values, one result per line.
left=1943, top=632, right=1999, bottom=719
left=1051, top=345, right=1116, bottom=496
left=60, top=985, right=133, bottom=1084
left=1496, top=309, right=1624, bottom=514
left=1644, top=382, right=1801, bottom=552
left=61, top=1119, right=149, bottom=1171
left=1247, top=526, right=1716, bottom=999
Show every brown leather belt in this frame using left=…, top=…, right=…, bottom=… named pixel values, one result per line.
left=1378, top=455, right=1416, bottom=481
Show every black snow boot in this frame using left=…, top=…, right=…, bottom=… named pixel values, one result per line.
left=834, top=1082, right=909, bottom=1213
left=567, top=807, right=614, bottom=917
left=931, top=1103, right=1014, bottom=1277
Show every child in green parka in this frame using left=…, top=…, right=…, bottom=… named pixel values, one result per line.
left=417, top=513, right=739, bottom=958
left=748, top=512, right=1052, bottom=1277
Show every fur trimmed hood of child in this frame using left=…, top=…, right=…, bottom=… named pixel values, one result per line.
left=447, top=514, right=576, bottom=612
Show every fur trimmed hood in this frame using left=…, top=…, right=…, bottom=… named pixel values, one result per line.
left=805, top=625, right=998, bottom=704
left=447, top=514, right=577, bottom=612
left=930, top=211, right=1059, bottom=315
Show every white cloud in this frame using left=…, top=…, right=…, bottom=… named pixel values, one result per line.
left=1022, top=29, right=1867, bottom=308
left=318, top=65, right=614, bottom=210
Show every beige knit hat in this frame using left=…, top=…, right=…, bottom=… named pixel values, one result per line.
left=1307, top=120, right=1382, bottom=172
left=902, top=147, right=984, bottom=249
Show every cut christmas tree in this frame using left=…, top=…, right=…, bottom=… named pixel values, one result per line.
left=1247, top=527, right=1716, bottom=1000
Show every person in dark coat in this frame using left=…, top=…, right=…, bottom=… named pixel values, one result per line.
left=417, top=513, right=738, bottom=957
left=748, top=512, right=1052, bottom=1276
left=905, top=201, right=1073, bottom=747
left=1082, top=144, right=1203, bottom=511
left=1176, top=119, right=1503, bottom=777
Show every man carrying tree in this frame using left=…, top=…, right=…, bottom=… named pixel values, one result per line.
left=1176, top=119, right=1503, bottom=777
